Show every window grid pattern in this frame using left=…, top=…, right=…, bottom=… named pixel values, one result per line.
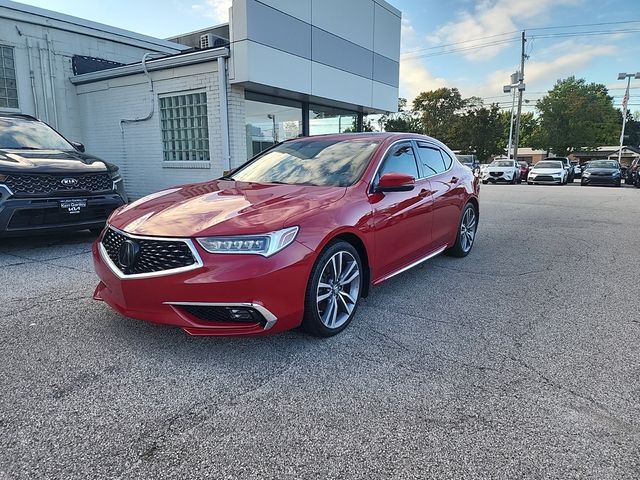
left=0, top=46, right=18, bottom=109
left=160, top=92, right=209, bottom=162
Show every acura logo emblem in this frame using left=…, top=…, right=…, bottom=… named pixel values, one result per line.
left=61, top=177, right=78, bottom=187
left=118, top=240, right=140, bottom=273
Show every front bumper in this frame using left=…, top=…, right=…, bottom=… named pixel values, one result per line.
left=582, top=176, right=619, bottom=185
left=0, top=187, right=125, bottom=236
left=528, top=175, right=562, bottom=184
left=482, top=172, right=514, bottom=183
left=92, top=233, right=317, bottom=336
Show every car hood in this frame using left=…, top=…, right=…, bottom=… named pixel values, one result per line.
left=531, top=168, right=563, bottom=175
left=0, top=149, right=115, bottom=174
left=486, top=165, right=515, bottom=171
left=109, top=180, right=347, bottom=238
left=584, top=168, right=618, bottom=175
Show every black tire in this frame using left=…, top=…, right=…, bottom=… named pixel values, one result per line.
left=482, top=180, right=488, bottom=184
left=616, top=180, right=621, bottom=188
left=581, top=180, right=587, bottom=186
left=446, top=203, right=478, bottom=258
left=517, top=178, right=522, bottom=184
left=301, top=240, right=363, bottom=337
left=528, top=181, right=533, bottom=185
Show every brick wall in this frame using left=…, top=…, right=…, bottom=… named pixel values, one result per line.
left=75, top=62, right=238, bottom=199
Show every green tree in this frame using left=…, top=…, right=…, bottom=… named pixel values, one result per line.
left=498, top=111, right=538, bottom=150
left=452, top=104, right=504, bottom=161
left=412, top=87, right=466, bottom=143
left=532, top=77, right=619, bottom=156
left=619, top=109, right=640, bottom=147
left=380, top=98, right=422, bottom=133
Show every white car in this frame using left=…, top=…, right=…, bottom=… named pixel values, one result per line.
left=481, top=159, right=521, bottom=184
left=527, top=160, right=568, bottom=185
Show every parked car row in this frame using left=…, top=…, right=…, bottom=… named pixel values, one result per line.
left=479, top=155, right=637, bottom=188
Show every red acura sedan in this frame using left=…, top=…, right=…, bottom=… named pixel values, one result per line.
left=92, top=133, right=479, bottom=337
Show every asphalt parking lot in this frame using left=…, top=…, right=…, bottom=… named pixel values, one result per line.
left=1, top=182, right=639, bottom=479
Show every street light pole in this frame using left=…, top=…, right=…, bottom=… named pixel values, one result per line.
left=617, top=72, right=640, bottom=165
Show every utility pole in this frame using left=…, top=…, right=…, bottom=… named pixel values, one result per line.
left=617, top=72, right=640, bottom=164
left=512, top=31, right=526, bottom=163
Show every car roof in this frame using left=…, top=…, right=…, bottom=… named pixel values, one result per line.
left=283, top=132, right=449, bottom=146
left=0, top=113, right=39, bottom=122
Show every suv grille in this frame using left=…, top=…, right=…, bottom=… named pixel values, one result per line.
left=101, top=228, right=198, bottom=275
left=4, top=173, right=112, bottom=196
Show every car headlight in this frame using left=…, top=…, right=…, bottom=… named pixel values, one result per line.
left=583, top=171, right=591, bottom=177
left=613, top=172, right=621, bottom=177
left=197, top=226, right=299, bottom=257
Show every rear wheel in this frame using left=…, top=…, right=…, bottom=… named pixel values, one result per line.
left=446, top=203, right=477, bottom=258
left=302, top=241, right=362, bottom=337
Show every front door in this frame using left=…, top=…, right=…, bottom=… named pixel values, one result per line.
left=370, top=142, right=433, bottom=280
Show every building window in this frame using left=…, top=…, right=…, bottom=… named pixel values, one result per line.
left=309, top=104, right=357, bottom=135
left=0, top=46, right=18, bottom=109
left=245, top=92, right=302, bottom=157
left=159, top=92, right=209, bottom=161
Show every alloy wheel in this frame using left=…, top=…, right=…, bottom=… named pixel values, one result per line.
left=316, top=251, right=360, bottom=329
left=459, top=207, right=477, bottom=254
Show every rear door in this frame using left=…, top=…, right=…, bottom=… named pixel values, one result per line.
left=370, top=141, right=433, bottom=280
left=415, top=142, right=467, bottom=249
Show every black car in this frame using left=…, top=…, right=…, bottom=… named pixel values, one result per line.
left=625, top=157, right=640, bottom=186
left=581, top=160, right=622, bottom=187
left=0, top=114, right=127, bottom=236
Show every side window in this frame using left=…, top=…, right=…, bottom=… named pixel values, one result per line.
left=416, top=143, right=446, bottom=175
left=378, top=143, right=419, bottom=179
left=441, top=149, right=453, bottom=169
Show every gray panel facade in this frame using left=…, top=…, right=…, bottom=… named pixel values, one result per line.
left=311, top=27, right=373, bottom=80
left=244, top=0, right=399, bottom=87
left=246, top=0, right=311, bottom=59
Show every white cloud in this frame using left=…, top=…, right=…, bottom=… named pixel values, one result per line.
left=191, top=0, right=232, bottom=24
left=429, top=0, right=582, bottom=60
left=472, top=43, right=615, bottom=100
left=399, top=18, right=448, bottom=102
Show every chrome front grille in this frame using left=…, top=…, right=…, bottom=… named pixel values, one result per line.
left=101, top=227, right=199, bottom=276
left=4, top=173, right=112, bottom=196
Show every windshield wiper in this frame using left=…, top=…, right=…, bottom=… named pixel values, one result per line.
left=4, top=146, right=41, bottom=150
left=218, top=175, right=234, bottom=180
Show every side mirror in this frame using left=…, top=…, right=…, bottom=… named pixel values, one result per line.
left=71, top=141, right=85, bottom=153
left=376, top=172, right=415, bottom=192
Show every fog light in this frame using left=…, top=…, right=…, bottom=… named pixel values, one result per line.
left=227, top=307, right=254, bottom=321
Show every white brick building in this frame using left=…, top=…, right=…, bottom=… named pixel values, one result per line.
left=1, top=0, right=401, bottom=199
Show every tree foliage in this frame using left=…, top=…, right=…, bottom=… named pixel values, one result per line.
left=380, top=77, right=625, bottom=161
left=532, top=76, right=619, bottom=155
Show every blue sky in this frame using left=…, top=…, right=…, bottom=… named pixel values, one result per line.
left=17, top=0, right=640, bottom=113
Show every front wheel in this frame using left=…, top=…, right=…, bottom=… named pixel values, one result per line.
left=446, top=203, right=477, bottom=258
left=302, top=241, right=362, bottom=337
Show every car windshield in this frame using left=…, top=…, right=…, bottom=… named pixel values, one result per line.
left=0, top=117, right=73, bottom=150
left=586, top=160, right=618, bottom=169
left=229, top=138, right=380, bottom=187
left=491, top=160, right=513, bottom=167
left=534, top=161, right=562, bottom=169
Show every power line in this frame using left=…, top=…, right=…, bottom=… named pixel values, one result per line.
left=403, top=38, right=520, bottom=59
left=400, top=20, right=640, bottom=56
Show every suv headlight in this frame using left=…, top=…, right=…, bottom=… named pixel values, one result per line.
left=197, top=226, right=299, bottom=257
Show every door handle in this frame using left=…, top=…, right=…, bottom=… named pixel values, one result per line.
left=449, top=176, right=459, bottom=184
left=418, top=188, right=431, bottom=198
